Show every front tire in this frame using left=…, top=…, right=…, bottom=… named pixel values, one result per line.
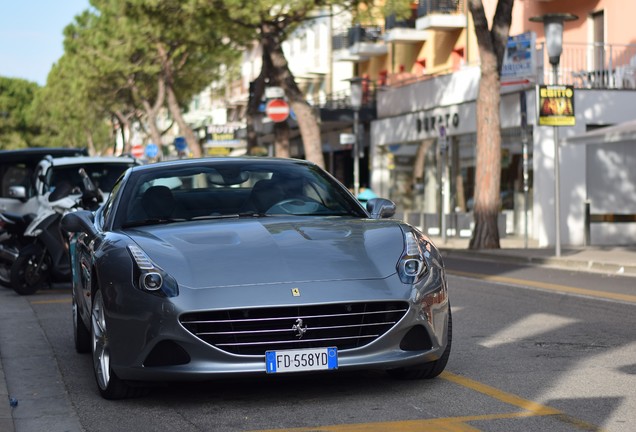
left=73, top=297, right=91, bottom=353
left=388, top=307, right=452, bottom=380
left=91, top=289, right=145, bottom=399
left=11, top=244, right=50, bottom=295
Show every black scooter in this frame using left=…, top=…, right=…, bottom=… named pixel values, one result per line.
left=9, top=169, right=102, bottom=295
left=0, top=212, right=35, bottom=287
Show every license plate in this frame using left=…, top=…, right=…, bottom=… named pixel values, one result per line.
left=265, top=347, right=338, bottom=373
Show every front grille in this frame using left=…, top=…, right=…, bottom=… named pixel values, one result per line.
left=179, top=301, right=409, bottom=356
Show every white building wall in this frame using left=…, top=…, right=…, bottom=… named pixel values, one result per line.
left=371, top=69, right=636, bottom=247
left=586, top=141, right=636, bottom=245
left=551, top=90, right=636, bottom=246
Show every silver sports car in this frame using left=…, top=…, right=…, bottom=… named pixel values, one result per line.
left=61, top=157, right=451, bottom=399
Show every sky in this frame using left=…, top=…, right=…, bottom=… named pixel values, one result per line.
left=0, top=0, right=90, bottom=86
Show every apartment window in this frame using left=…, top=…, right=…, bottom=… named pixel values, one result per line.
left=591, top=10, right=604, bottom=70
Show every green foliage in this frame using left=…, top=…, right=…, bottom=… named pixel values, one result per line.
left=3, top=0, right=412, bottom=153
left=0, top=77, right=42, bottom=150
left=30, top=56, right=111, bottom=152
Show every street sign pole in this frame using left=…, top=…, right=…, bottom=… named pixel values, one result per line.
left=553, top=67, right=562, bottom=257
left=439, top=126, right=448, bottom=244
left=353, top=109, right=360, bottom=197
left=520, top=91, right=529, bottom=249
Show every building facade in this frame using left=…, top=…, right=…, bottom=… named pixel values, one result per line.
left=369, top=0, right=636, bottom=246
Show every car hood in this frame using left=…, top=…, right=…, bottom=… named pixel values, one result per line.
left=125, top=217, right=405, bottom=288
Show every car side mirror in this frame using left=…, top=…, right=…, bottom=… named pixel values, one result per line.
left=366, top=198, right=396, bottom=219
left=61, top=210, right=97, bottom=238
left=8, top=186, right=27, bottom=202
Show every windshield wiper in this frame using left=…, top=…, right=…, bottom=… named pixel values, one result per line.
left=122, top=218, right=185, bottom=228
left=190, top=214, right=241, bottom=221
left=237, top=211, right=269, bottom=218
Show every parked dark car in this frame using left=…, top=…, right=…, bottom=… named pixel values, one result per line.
left=61, top=157, right=451, bottom=399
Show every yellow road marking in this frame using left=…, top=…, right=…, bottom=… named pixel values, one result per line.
left=449, top=269, right=636, bottom=304
left=251, top=371, right=604, bottom=432
left=440, top=372, right=558, bottom=416
left=30, top=298, right=72, bottom=305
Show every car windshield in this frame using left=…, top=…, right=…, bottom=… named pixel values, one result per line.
left=116, top=161, right=366, bottom=228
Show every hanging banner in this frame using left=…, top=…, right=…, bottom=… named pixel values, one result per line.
left=537, top=85, right=576, bottom=126
left=501, top=32, right=537, bottom=86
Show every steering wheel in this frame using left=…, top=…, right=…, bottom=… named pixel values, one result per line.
left=267, top=198, right=321, bottom=214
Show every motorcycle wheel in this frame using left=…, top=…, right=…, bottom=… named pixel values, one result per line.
left=10, top=244, right=50, bottom=295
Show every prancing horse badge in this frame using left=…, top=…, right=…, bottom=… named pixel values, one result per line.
left=291, top=288, right=301, bottom=297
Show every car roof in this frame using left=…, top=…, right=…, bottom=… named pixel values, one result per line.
left=0, top=148, right=88, bottom=164
left=128, top=156, right=312, bottom=173
left=46, top=156, right=138, bottom=167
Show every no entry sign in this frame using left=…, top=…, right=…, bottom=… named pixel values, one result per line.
left=265, top=99, right=290, bottom=123
left=131, top=144, right=144, bottom=158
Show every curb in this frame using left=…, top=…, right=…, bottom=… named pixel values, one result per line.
left=0, top=350, right=15, bottom=432
left=440, top=249, right=636, bottom=277
left=0, top=289, right=83, bottom=432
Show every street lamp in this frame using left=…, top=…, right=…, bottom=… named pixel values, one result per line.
left=530, top=13, right=578, bottom=257
left=349, top=77, right=363, bottom=197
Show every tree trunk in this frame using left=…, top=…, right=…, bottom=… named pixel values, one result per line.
left=141, top=99, right=164, bottom=150
left=246, top=49, right=268, bottom=154
left=468, top=0, right=514, bottom=250
left=469, top=62, right=502, bottom=249
left=274, top=121, right=290, bottom=158
left=132, top=77, right=165, bottom=152
left=166, top=83, right=202, bottom=158
left=85, top=131, right=97, bottom=155
left=157, top=42, right=202, bottom=158
left=113, top=111, right=132, bottom=154
left=261, top=24, right=325, bottom=168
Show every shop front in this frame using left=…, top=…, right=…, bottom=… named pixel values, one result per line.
left=370, top=90, right=533, bottom=239
left=371, top=69, right=636, bottom=246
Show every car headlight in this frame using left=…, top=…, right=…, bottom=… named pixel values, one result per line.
left=128, top=244, right=179, bottom=297
left=397, top=229, right=429, bottom=284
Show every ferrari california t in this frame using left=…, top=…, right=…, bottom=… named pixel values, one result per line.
left=61, top=157, right=451, bottom=399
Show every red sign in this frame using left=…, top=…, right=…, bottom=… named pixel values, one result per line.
left=265, top=99, right=290, bottom=123
left=131, top=144, right=144, bottom=158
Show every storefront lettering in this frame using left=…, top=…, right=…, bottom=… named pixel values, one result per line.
left=416, top=112, right=460, bottom=134
left=211, top=133, right=235, bottom=141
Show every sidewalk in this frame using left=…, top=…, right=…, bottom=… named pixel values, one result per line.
left=1, top=357, right=12, bottom=432
left=0, top=288, right=83, bottom=432
left=434, top=235, right=636, bottom=277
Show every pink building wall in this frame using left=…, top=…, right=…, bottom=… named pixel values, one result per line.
left=508, top=0, right=636, bottom=46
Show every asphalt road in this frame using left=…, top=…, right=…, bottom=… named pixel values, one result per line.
left=1, top=258, right=635, bottom=432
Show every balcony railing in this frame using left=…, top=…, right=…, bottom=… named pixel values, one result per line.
left=540, top=42, right=636, bottom=89
left=332, top=25, right=388, bottom=61
left=318, top=82, right=377, bottom=111
left=417, top=0, right=465, bottom=17
left=347, top=25, right=383, bottom=45
left=385, top=13, right=416, bottom=31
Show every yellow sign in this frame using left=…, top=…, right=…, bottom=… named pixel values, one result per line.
left=206, top=147, right=231, bottom=156
left=537, top=85, right=575, bottom=126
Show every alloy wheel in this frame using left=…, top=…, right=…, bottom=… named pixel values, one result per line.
left=91, top=290, right=110, bottom=390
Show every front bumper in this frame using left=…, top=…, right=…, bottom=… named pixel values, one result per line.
left=102, top=272, right=449, bottom=382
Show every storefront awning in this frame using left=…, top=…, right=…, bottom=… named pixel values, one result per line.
left=566, top=119, right=636, bottom=145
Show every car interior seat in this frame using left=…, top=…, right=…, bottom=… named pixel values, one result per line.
left=141, top=185, right=178, bottom=219
left=241, top=179, right=286, bottom=214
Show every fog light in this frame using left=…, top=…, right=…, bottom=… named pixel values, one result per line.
left=143, top=272, right=163, bottom=291
left=403, top=259, right=421, bottom=276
